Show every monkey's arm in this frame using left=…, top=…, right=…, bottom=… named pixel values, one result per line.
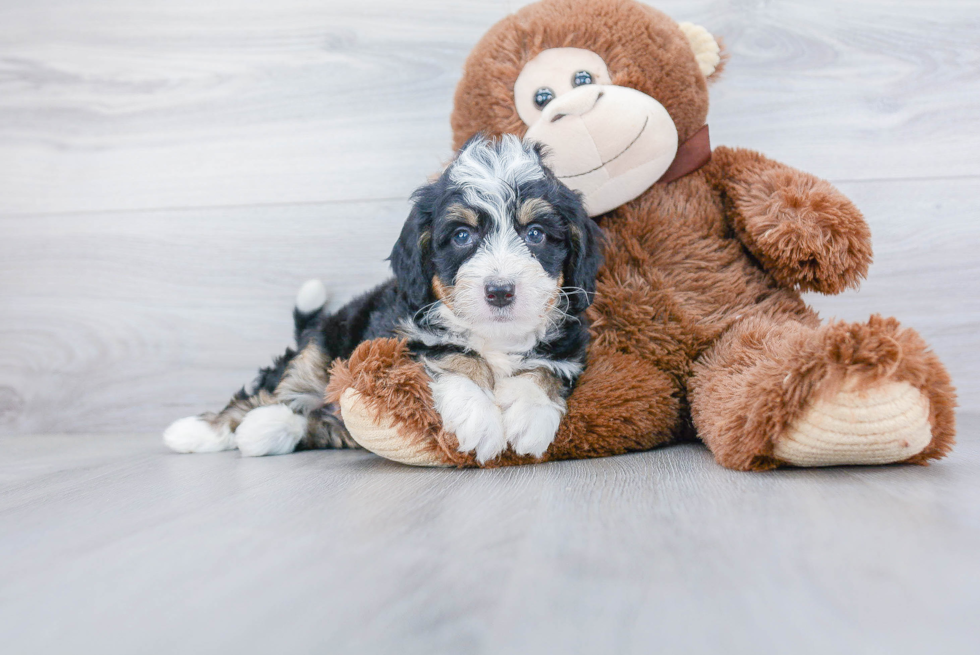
left=327, top=338, right=678, bottom=468
left=707, top=146, right=873, bottom=295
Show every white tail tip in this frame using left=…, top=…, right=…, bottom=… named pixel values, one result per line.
left=295, top=279, right=329, bottom=314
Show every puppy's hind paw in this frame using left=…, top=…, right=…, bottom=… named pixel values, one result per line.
left=235, top=405, right=307, bottom=457
left=163, top=416, right=234, bottom=453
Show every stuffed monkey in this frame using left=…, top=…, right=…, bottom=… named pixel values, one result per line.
left=327, top=0, right=956, bottom=470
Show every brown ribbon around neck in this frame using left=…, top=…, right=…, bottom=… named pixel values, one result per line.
left=657, top=124, right=711, bottom=185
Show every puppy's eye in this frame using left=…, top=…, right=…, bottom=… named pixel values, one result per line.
left=534, top=87, right=555, bottom=109
left=452, top=228, right=473, bottom=247
left=572, top=71, right=594, bottom=87
left=524, top=226, right=546, bottom=245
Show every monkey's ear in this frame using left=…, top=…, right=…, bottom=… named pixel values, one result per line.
left=388, top=190, right=436, bottom=308
left=678, top=22, right=724, bottom=81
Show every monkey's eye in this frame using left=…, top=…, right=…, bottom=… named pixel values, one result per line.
left=572, top=70, right=594, bottom=87
left=524, top=225, right=546, bottom=245
left=452, top=228, right=473, bottom=247
left=533, top=87, right=555, bottom=109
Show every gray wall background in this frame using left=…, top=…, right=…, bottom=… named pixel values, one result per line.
left=1, top=0, right=977, bottom=435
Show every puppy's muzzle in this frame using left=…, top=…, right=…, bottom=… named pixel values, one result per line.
left=484, top=279, right=516, bottom=308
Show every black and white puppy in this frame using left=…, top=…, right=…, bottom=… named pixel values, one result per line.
left=163, top=135, right=603, bottom=463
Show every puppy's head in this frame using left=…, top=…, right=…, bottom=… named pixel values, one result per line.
left=390, top=135, right=602, bottom=343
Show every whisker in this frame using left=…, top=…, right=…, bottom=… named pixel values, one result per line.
left=561, top=286, right=596, bottom=299
left=412, top=300, right=442, bottom=324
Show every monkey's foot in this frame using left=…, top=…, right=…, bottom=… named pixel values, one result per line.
left=339, top=388, right=449, bottom=467
left=774, top=380, right=932, bottom=466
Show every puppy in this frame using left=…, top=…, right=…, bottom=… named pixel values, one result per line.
left=163, top=135, right=603, bottom=463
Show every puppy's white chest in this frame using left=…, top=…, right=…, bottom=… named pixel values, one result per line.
left=481, top=349, right=524, bottom=378
left=470, top=331, right=540, bottom=378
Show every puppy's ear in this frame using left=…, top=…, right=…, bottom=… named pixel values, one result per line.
left=557, top=185, right=604, bottom=315
left=388, top=186, right=436, bottom=308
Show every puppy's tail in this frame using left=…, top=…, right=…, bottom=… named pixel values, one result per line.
left=292, top=279, right=329, bottom=339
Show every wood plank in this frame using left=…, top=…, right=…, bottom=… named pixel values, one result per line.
left=0, top=200, right=407, bottom=434
left=0, top=176, right=975, bottom=436
left=0, top=0, right=978, bottom=215
left=703, top=0, right=980, bottom=184
left=1, top=421, right=978, bottom=654
left=0, top=0, right=508, bottom=215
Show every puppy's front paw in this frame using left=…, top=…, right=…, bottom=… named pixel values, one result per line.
left=431, top=374, right=505, bottom=463
left=496, top=376, right=564, bottom=458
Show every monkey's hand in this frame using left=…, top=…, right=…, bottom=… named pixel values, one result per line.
left=711, top=147, right=873, bottom=295
left=327, top=338, right=678, bottom=468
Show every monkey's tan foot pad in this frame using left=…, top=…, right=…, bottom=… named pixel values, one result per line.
left=774, top=380, right=933, bottom=467
left=340, top=388, right=451, bottom=467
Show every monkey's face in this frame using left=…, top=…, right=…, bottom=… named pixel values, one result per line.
left=514, top=47, right=681, bottom=217
left=450, top=1, right=722, bottom=217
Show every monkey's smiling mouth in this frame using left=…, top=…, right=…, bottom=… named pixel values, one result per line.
left=557, top=116, right=649, bottom=180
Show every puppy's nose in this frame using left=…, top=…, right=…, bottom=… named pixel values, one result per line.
left=484, top=280, right=516, bottom=308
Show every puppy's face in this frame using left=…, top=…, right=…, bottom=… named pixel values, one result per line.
left=431, top=181, right=569, bottom=334
left=390, top=136, right=602, bottom=343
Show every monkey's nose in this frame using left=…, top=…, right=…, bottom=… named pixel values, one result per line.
left=484, top=280, right=516, bottom=308
left=543, top=85, right=604, bottom=123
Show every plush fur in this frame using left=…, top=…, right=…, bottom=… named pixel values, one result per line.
left=331, top=0, right=956, bottom=470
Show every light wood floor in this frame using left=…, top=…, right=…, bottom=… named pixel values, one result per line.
left=1, top=418, right=979, bottom=654
left=0, top=1, right=978, bottom=652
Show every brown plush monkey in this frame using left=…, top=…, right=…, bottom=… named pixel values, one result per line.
left=326, top=0, right=956, bottom=470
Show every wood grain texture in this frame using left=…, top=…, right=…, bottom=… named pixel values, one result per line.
left=1, top=178, right=975, bottom=434
left=0, top=0, right=977, bottom=215
left=0, top=201, right=407, bottom=433
left=1, top=419, right=978, bottom=654
left=0, top=0, right=978, bottom=433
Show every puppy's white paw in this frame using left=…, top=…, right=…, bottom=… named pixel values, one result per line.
left=163, top=416, right=234, bottom=453
left=496, top=376, right=564, bottom=458
left=503, top=402, right=563, bottom=457
left=431, top=374, right=505, bottom=463
left=235, top=405, right=307, bottom=457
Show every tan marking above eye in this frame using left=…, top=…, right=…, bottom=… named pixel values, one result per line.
left=445, top=203, right=478, bottom=227
left=517, top=197, right=553, bottom=225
